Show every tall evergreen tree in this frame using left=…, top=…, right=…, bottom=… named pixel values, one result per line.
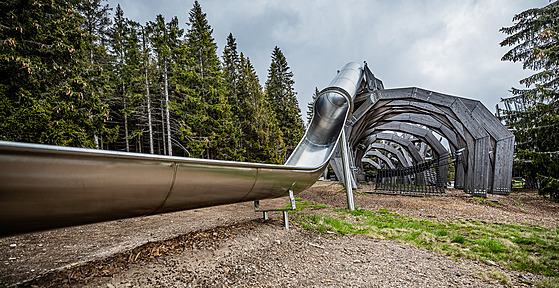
left=265, top=46, right=304, bottom=159
left=179, top=1, right=240, bottom=160
left=0, top=0, right=116, bottom=147
left=171, top=31, right=201, bottom=157
left=222, top=33, right=241, bottom=115
left=107, top=6, right=151, bottom=154
left=75, top=0, right=111, bottom=65
left=123, top=22, right=147, bottom=153
left=123, top=24, right=147, bottom=153
left=500, top=1, right=559, bottom=198
left=237, top=54, right=285, bottom=163
left=107, top=4, right=130, bottom=151
left=307, top=87, right=320, bottom=125
left=221, top=33, right=244, bottom=160
left=75, top=0, right=113, bottom=148
left=147, top=15, right=183, bottom=156
left=140, top=25, right=155, bottom=154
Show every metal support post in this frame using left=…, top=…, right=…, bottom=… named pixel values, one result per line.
left=340, top=129, right=355, bottom=211
left=254, top=190, right=296, bottom=230
left=254, top=200, right=268, bottom=220
left=283, top=211, right=289, bottom=230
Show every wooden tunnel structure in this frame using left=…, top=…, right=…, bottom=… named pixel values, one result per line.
left=330, top=63, right=514, bottom=197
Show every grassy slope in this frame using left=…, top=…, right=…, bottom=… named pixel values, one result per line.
left=289, top=198, right=559, bottom=287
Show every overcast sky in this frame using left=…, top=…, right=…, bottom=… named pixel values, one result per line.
left=107, top=0, right=548, bottom=116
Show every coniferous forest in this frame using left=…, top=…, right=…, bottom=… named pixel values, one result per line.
left=499, top=1, right=559, bottom=199
left=0, top=0, right=305, bottom=164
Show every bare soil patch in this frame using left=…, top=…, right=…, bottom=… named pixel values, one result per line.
left=1, top=181, right=557, bottom=287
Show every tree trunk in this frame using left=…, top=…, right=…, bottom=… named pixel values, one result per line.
left=145, top=67, right=154, bottom=154
left=161, top=92, right=167, bottom=156
left=123, top=82, right=129, bottom=152
left=163, top=59, right=172, bottom=156
left=142, top=29, right=154, bottom=154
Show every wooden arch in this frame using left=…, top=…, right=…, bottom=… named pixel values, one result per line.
left=339, top=84, right=513, bottom=196
left=328, top=63, right=513, bottom=196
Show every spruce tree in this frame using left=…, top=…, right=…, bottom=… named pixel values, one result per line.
left=265, top=46, right=304, bottom=160
left=221, top=33, right=244, bottom=160
left=222, top=33, right=241, bottom=115
left=0, top=0, right=116, bottom=148
left=147, top=15, right=183, bottom=156
left=122, top=22, right=146, bottom=153
left=180, top=1, right=240, bottom=160
left=107, top=6, right=154, bottom=154
left=75, top=0, right=113, bottom=148
left=107, top=4, right=131, bottom=151
left=75, top=0, right=112, bottom=65
left=140, top=25, right=155, bottom=154
left=237, top=54, right=285, bottom=164
left=307, top=87, right=320, bottom=125
left=171, top=31, right=202, bottom=158
left=115, top=18, right=146, bottom=153
left=500, top=1, right=559, bottom=198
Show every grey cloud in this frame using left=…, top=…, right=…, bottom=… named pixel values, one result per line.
left=110, top=0, right=549, bottom=115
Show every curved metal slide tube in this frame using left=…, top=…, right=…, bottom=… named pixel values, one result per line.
left=0, top=62, right=363, bottom=236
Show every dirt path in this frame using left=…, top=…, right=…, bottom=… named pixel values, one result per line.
left=1, top=181, right=557, bottom=287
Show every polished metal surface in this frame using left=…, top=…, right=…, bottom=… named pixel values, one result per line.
left=285, top=62, right=362, bottom=167
left=340, top=129, right=355, bottom=211
left=0, top=62, right=363, bottom=236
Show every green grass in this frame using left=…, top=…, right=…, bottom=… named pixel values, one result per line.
left=291, top=206, right=559, bottom=285
left=477, top=267, right=513, bottom=287
left=536, top=277, right=559, bottom=288
left=473, top=196, right=502, bottom=208
left=282, top=198, right=327, bottom=211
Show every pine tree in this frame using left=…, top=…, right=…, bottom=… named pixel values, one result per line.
left=0, top=0, right=116, bottom=147
left=75, top=0, right=113, bottom=148
left=221, top=33, right=245, bottom=160
left=222, top=33, right=241, bottom=115
left=500, top=1, right=559, bottom=199
left=307, top=87, right=320, bottom=125
left=179, top=1, right=240, bottom=160
left=75, top=0, right=112, bottom=65
left=147, top=15, right=183, bottom=156
left=123, top=22, right=147, bottom=153
left=237, top=54, right=285, bottom=163
left=171, top=32, right=202, bottom=158
left=107, top=4, right=130, bottom=151
left=140, top=25, right=155, bottom=154
left=107, top=6, right=149, bottom=154
left=265, top=46, right=304, bottom=160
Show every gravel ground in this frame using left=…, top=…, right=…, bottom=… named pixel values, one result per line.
left=1, top=181, right=557, bottom=287
left=82, top=221, right=521, bottom=288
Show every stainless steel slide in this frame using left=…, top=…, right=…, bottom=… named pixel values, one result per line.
left=0, top=62, right=363, bottom=236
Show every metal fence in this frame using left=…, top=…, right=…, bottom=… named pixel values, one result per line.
left=370, top=158, right=446, bottom=197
